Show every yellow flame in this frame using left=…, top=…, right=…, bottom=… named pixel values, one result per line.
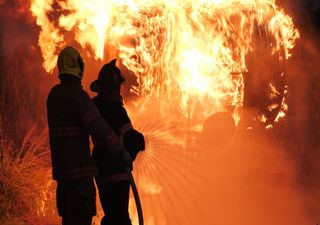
left=30, top=0, right=299, bottom=124
left=30, top=0, right=64, bottom=70
left=275, top=86, right=288, bottom=122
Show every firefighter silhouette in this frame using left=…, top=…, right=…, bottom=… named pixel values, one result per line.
left=91, top=59, right=145, bottom=225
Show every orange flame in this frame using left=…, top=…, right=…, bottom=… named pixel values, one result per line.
left=30, top=0, right=299, bottom=124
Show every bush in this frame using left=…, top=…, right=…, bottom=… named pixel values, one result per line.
left=0, top=127, right=59, bottom=225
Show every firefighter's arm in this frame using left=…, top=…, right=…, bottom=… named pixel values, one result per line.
left=115, top=105, right=145, bottom=161
left=77, top=90, right=132, bottom=168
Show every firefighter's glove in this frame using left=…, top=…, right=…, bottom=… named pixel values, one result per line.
left=123, top=129, right=145, bottom=161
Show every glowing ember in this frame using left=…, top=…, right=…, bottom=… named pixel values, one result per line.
left=30, top=0, right=299, bottom=127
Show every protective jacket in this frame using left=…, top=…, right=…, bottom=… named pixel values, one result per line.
left=47, top=75, right=119, bottom=180
left=92, top=95, right=144, bottom=178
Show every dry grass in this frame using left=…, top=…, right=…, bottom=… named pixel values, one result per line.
left=0, top=126, right=59, bottom=225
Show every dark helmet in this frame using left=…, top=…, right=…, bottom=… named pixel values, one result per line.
left=57, top=46, right=85, bottom=79
left=90, top=59, right=125, bottom=93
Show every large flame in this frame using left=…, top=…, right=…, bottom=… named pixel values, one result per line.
left=30, top=0, right=299, bottom=125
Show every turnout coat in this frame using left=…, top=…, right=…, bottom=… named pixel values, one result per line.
left=47, top=75, right=119, bottom=180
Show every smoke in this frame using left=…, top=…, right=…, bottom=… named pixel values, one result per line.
left=195, top=129, right=309, bottom=225
left=281, top=1, right=320, bottom=221
left=289, top=35, right=320, bottom=225
left=128, top=101, right=314, bottom=225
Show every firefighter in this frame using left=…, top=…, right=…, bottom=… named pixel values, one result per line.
left=90, top=59, right=145, bottom=225
left=47, top=46, right=131, bottom=225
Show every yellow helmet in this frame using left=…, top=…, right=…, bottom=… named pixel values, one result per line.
left=57, top=46, right=85, bottom=79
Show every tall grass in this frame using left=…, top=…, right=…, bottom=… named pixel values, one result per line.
left=0, top=126, right=59, bottom=225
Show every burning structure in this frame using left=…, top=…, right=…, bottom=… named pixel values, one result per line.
left=0, top=0, right=320, bottom=225
left=30, top=0, right=299, bottom=128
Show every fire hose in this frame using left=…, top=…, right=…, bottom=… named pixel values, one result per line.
left=125, top=167, right=144, bottom=225
left=96, top=167, right=143, bottom=225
